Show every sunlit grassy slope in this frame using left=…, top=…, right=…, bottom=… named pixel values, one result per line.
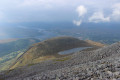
left=0, top=50, right=24, bottom=71
left=0, top=38, right=40, bottom=57
left=0, top=38, right=40, bottom=71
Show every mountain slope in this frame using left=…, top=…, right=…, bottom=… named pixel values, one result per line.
left=0, top=38, right=40, bottom=57
left=0, top=38, right=40, bottom=71
left=0, top=50, right=24, bottom=71
left=0, top=41, right=119, bottom=80
left=86, top=40, right=105, bottom=47
left=10, top=37, right=93, bottom=69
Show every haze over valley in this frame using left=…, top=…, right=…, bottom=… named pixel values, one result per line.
left=1, top=22, right=120, bottom=44
left=0, top=0, right=120, bottom=80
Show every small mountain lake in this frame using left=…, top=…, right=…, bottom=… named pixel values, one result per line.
left=58, top=47, right=91, bottom=55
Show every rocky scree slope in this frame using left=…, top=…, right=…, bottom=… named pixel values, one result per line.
left=0, top=41, right=120, bottom=80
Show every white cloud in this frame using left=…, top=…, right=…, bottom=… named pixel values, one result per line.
left=76, top=5, right=87, bottom=17
left=73, top=20, right=82, bottom=26
left=111, top=3, right=120, bottom=21
left=0, top=0, right=120, bottom=23
left=73, top=5, right=87, bottom=26
left=89, top=12, right=110, bottom=23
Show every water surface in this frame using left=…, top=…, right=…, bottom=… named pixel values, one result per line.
left=58, top=47, right=91, bottom=55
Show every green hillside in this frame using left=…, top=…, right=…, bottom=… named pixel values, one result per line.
left=0, top=38, right=40, bottom=57
left=0, top=50, right=24, bottom=71
left=11, top=37, right=94, bottom=69
left=0, top=38, right=40, bottom=71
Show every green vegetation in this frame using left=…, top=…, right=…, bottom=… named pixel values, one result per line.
left=28, top=63, right=35, bottom=67
left=0, top=38, right=40, bottom=71
left=0, top=50, right=24, bottom=71
left=54, top=56, right=71, bottom=61
left=11, top=37, right=93, bottom=68
left=0, top=50, right=25, bottom=64
left=0, top=38, right=40, bottom=57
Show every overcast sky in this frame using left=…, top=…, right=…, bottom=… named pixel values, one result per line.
left=0, top=0, right=120, bottom=26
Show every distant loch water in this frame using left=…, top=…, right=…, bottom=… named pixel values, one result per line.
left=58, top=47, right=91, bottom=55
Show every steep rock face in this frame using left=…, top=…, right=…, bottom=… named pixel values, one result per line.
left=10, top=37, right=92, bottom=69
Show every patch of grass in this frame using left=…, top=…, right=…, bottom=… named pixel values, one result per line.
left=54, top=56, right=71, bottom=61
left=0, top=58, right=2, bottom=61
left=5, top=69, right=14, bottom=75
left=28, top=63, right=35, bottom=66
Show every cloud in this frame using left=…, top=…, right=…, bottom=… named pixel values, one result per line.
left=89, top=12, right=110, bottom=23
left=73, top=5, right=87, bottom=26
left=76, top=5, right=87, bottom=17
left=88, top=3, right=120, bottom=23
left=73, top=20, right=82, bottom=26
left=111, top=3, right=120, bottom=21
left=0, top=0, right=120, bottom=23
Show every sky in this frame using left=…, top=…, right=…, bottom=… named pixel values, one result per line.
left=0, top=0, right=120, bottom=26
